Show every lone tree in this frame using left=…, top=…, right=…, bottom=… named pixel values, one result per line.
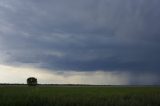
left=27, top=77, right=37, bottom=86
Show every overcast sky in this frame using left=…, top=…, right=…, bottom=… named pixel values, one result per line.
left=0, top=0, right=160, bottom=85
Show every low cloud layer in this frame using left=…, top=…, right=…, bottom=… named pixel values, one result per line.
left=0, top=0, right=160, bottom=84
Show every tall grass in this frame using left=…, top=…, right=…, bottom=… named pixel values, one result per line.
left=0, top=86, right=160, bottom=106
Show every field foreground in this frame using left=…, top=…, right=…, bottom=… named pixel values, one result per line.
left=0, top=86, right=160, bottom=106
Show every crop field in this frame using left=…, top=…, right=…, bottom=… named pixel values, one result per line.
left=0, top=85, right=160, bottom=106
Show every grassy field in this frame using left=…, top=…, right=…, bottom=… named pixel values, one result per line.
left=0, top=85, right=160, bottom=106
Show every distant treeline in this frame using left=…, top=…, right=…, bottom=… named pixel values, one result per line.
left=0, top=83, right=160, bottom=87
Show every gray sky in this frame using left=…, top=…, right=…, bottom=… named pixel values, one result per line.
left=0, top=0, right=160, bottom=84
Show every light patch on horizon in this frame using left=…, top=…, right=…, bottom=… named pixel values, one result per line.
left=0, top=64, right=130, bottom=85
left=0, top=64, right=159, bottom=85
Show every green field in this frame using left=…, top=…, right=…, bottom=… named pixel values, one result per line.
left=0, top=86, right=160, bottom=106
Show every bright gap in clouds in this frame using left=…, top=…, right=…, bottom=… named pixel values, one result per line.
left=0, top=64, right=130, bottom=85
left=0, top=64, right=158, bottom=85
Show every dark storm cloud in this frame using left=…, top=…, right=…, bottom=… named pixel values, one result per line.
left=0, top=0, right=160, bottom=73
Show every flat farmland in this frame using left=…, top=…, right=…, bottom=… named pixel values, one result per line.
left=0, top=85, right=160, bottom=106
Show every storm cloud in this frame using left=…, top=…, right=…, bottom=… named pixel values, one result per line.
left=0, top=0, right=160, bottom=84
